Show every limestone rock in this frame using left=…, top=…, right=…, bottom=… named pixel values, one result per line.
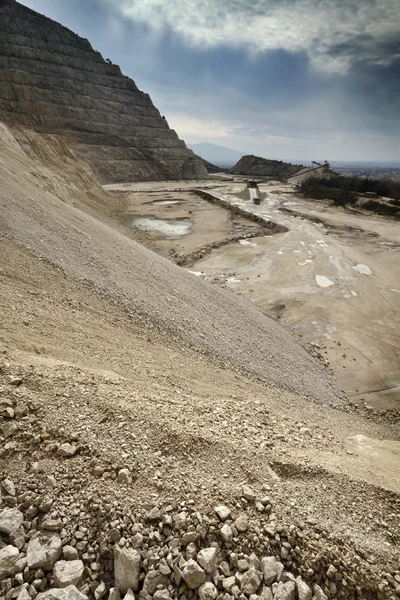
left=27, top=533, right=63, bottom=570
left=260, top=586, right=273, bottom=600
left=2, top=478, right=16, bottom=496
left=199, top=582, right=218, bottom=600
left=63, top=546, right=79, bottom=561
left=312, top=585, right=328, bottom=600
left=296, top=577, right=312, bottom=600
left=220, top=523, right=233, bottom=544
left=0, top=545, right=20, bottom=580
left=117, top=469, right=131, bottom=485
left=197, top=548, right=217, bottom=573
left=215, top=505, right=231, bottom=521
left=53, top=560, right=84, bottom=588
left=2, top=421, right=18, bottom=437
left=0, top=508, right=24, bottom=534
left=181, top=559, right=206, bottom=589
left=234, top=515, right=248, bottom=532
left=153, top=591, right=170, bottom=600
left=142, top=570, right=168, bottom=595
left=114, top=545, right=141, bottom=593
left=242, top=485, right=256, bottom=501
left=273, top=581, right=296, bottom=600
left=57, top=443, right=77, bottom=457
left=261, top=557, right=283, bottom=586
left=36, top=586, right=88, bottom=600
left=241, top=569, right=263, bottom=595
left=94, top=582, right=107, bottom=600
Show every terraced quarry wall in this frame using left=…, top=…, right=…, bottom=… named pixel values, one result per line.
left=0, top=0, right=207, bottom=182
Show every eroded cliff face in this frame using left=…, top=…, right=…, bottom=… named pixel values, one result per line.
left=0, top=0, right=207, bottom=182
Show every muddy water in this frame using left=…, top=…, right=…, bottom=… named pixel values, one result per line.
left=132, top=217, right=192, bottom=240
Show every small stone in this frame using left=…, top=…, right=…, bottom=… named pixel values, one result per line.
left=0, top=508, right=24, bottom=534
left=54, top=560, right=84, bottom=588
left=94, top=582, right=107, bottom=600
left=57, top=444, right=77, bottom=458
left=197, top=548, right=217, bottom=573
left=42, top=520, right=62, bottom=532
left=147, top=507, right=161, bottom=521
left=220, top=524, right=233, bottom=544
left=242, top=486, right=256, bottom=501
left=312, top=585, right=328, bottom=600
left=17, top=588, right=31, bottom=600
left=117, top=469, right=131, bottom=485
left=108, top=529, right=121, bottom=543
left=2, top=422, right=18, bottom=438
left=215, top=505, right=231, bottom=521
left=241, top=569, right=263, bottom=595
left=326, top=565, right=337, bottom=579
left=153, top=591, right=170, bottom=600
left=296, top=577, right=312, bottom=600
left=199, top=582, right=218, bottom=600
left=7, top=376, right=23, bottom=386
left=234, top=515, right=248, bottom=533
left=259, top=587, right=273, bottom=600
left=274, top=581, right=296, bottom=600
left=5, top=407, right=15, bottom=418
left=27, top=534, right=63, bottom=570
left=36, top=586, right=88, bottom=600
left=182, top=560, right=206, bottom=589
left=114, top=546, right=141, bottom=594
left=0, top=545, right=20, bottom=580
left=62, top=547, right=78, bottom=561
left=261, top=557, right=281, bottom=586
left=2, top=479, right=16, bottom=496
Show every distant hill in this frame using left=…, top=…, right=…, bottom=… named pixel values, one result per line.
left=188, top=142, right=244, bottom=168
left=230, top=155, right=303, bottom=180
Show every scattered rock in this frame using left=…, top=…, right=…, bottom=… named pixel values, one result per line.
left=234, top=515, right=248, bottom=532
left=241, top=568, right=263, bottom=595
left=62, top=546, right=79, bottom=561
left=274, top=581, right=296, bottom=600
left=36, top=586, right=88, bottom=600
left=0, top=507, right=24, bottom=534
left=215, top=505, right=231, bottom=521
left=220, top=523, right=233, bottom=544
left=114, top=545, right=141, bottom=593
left=0, top=544, right=20, bottom=579
left=197, top=547, right=217, bottom=573
left=57, top=444, right=77, bottom=457
left=117, top=469, right=131, bottom=485
left=7, top=376, right=23, bottom=386
left=296, top=577, right=312, bottom=600
left=27, top=533, right=63, bottom=570
left=1, top=478, right=16, bottom=496
left=182, top=559, right=207, bottom=589
left=53, top=560, right=84, bottom=588
left=242, top=485, right=256, bottom=501
left=199, top=582, right=218, bottom=600
left=2, top=421, right=18, bottom=437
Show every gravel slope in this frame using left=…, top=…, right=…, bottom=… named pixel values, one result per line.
left=0, top=126, right=337, bottom=404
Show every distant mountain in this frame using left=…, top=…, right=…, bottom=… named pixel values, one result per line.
left=187, top=143, right=244, bottom=168
left=230, top=155, right=303, bottom=180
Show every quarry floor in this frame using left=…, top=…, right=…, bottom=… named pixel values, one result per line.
left=105, top=178, right=400, bottom=414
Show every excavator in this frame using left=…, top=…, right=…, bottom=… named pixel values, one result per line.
left=247, top=179, right=261, bottom=204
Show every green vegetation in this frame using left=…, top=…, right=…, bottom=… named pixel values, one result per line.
left=299, top=175, right=400, bottom=208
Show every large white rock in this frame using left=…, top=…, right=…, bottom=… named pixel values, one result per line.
left=27, top=533, right=63, bottom=570
left=0, top=545, right=20, bottom=580
left=182, top=560, right=206, bottom=589
left=0, top=508, right=24, bottom=534
left=114, top=545, right=141, bottom=594
left=37, top=586, right=88, bottom=600
left=54, top=560, right=84, bottom=588
left=197, top=548, right=217, bottom=573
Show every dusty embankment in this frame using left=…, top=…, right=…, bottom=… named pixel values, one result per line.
left=1, top=126, right=399, bottom=600
left=0, top=127, right=337, bottom=404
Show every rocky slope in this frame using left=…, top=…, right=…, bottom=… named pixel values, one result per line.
left=0, top=0, right=206, bottom=183
left=230, top=156, right=302, bottom=181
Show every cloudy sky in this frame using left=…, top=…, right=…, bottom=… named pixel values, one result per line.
left=20, top=0, right=400, bottom=161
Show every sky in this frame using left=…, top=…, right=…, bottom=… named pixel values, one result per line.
left=19, top=0, right=400, bottom=162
